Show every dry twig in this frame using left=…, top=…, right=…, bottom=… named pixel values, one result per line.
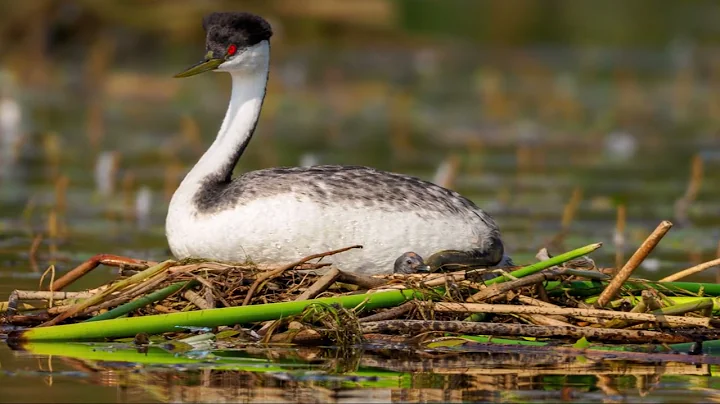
left=51, top=254, right=155, bottom=291
left=468, top=269, right=564, bottom=302
left=660, top=258, right=720, bottom=283
left=359, top=301, right=415, bottom=323
left=296, top=268, right=341, bottom=301
left=432, top=302, right=711, bottom=328
left=336, top=271, right=387, bottom=289
left=242, top=245, right=362, bottom=306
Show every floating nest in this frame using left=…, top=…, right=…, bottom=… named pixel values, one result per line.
left=4, top=225, right=720, bottom=352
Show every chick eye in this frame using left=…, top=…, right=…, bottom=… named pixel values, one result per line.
left=226, top=44, right=238, bottom=57
left=405, top=259, right=412, bottom=265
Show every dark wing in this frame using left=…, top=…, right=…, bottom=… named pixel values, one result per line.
left=194, top=165, right=484, bottom=216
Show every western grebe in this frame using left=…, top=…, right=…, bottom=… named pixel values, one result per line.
left=166, top=12, right=505, bottom=275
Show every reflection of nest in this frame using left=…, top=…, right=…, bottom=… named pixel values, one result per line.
left=132, top=371, right=337, bottom=404
left=56, top=346, right=710, bottom=404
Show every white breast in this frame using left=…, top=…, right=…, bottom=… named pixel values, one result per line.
left=166, top=193, right=482, bottom=275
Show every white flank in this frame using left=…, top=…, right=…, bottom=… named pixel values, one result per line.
left=168, top=195, right=482, bottom=275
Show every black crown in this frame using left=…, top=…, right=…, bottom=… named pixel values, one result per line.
left=202, top=12, right=273, bottom=59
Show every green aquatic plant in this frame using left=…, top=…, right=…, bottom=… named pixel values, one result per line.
left=484, top=242, right=603, bottom=285
left=12, top=289, right=421, bottom=342
left=84, top=281, right=192, bottom=322
left=548, top=280, right=720, bottom=298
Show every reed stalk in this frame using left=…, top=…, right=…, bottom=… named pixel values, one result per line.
left=433, top=303, right=710, bottom=327
left=597, top=220, right=672, bottom=307
left=660, top=258, right=720, bottom=282
left=85, top=281, right=190, bottom=322
left=13, top=289, right=420, bottom=341
left=51, top=254, right=155, bottom=291
left=650, top=299, right=714, bottom=316
left=41, top=260, right=175, bottom=326
left=4, top=291, right=95, bottom=314
left=547, top=280, right=720, bottom=298
left=603, top=296, right=720, bottom=313
left=485, top=242, right=602, bottom=285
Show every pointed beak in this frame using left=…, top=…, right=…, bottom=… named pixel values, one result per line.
left=174, top=58, right=225, bottom=78
left=414, top=264, right=431, bottom=273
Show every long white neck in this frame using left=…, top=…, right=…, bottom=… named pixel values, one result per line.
left=178, top=60, right=269, bottom=193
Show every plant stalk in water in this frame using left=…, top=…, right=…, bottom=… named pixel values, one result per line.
left=485, top=243, right=603, bottom=285
left=12, top=289, right=421, bottom=342
left=84, top=281, right=191, bottom=322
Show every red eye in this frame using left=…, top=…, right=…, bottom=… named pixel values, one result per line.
left=227, top=44, right=237, bottom=56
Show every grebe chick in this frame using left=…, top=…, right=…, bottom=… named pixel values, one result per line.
left=166, top=12, right=506, bottom=275
left=394, top=251, right=515, bottom=274
left=393, top=252, right=431, bottom=274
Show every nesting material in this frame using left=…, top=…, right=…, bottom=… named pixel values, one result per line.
left=4, top=225, right=720, bottom=351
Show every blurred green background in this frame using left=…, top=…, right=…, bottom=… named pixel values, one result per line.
left=1, top=0, right=720, bottom=285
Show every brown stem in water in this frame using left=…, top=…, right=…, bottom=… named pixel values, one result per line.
left=596, top=220, right=673, bottom=307
left=50, top=254, right=155, bottom=291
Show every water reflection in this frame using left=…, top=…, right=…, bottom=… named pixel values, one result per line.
left=3, top=341, right=720, bottom=403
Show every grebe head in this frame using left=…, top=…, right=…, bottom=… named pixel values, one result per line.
left=175, top=12, right=273, bottom=78
left=393, top=252, right=431, bottom=274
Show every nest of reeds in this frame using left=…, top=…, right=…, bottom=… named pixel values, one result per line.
left=4, top=221, right=720, bottom=351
